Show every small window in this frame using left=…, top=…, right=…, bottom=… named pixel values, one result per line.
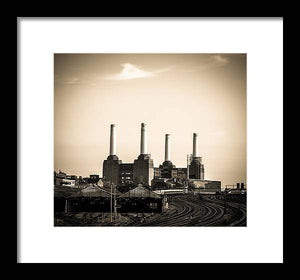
left=149, top=203, right=157, bottom=209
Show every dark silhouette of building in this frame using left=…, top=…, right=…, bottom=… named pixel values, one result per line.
left=103, top=123, right=154, bottom=187
left=153, top=133, right=204, bottom=183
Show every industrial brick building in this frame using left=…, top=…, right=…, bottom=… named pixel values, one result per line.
left=153, top=133, right=205, bottom=182
left=102, top=123, right=220, bottom=192
left=103, top=123, right=154, bottom=186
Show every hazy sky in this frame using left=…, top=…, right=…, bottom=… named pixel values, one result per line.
left=54, top=54, right=246, bottom=187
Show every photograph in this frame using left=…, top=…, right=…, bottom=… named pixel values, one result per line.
left=54, top=53, right=247, bottom=227
left=17, top=16, right=284, bottom=264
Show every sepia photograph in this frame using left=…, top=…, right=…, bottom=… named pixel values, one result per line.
left=54, top=53, right=247, bottom=227
left=18, top=17, right=284, bottom=263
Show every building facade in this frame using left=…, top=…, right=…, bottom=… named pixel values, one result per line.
left=103, top=123, right=154, bottom=187
left=102, top=125, right=218, bottom=189
left=152, top=133, right=204, bottom=184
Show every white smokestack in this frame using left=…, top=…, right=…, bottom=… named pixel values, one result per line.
left=193, top=133, right=198, bottom=157
left=110, top=124, right=116, bottom=155
left=140, top=123, right=147, bottom=154
left=165, top=134, right=170, bottom=161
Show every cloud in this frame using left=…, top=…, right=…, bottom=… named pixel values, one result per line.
left=55, top=75, right=98, bottom=86
left=178, top=55, right=230, bottom=73
left=210, top=55, right=229, bottom=67
left=65, top=77, right=80, bottom=85
left=104, top=63, right=171, bottom=81
left=55, top=56, right=228, bottom=86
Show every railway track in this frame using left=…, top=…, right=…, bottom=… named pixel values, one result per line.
left=204, top=196, right=247, bottom=226
left=134, top=194, right=246, bottom=227
left=54, top=194, right=246, bottom=227
left=54, top=212, right=103, bottom=226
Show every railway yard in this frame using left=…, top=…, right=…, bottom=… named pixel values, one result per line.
left=54, top=193, right=246, bottom=227
left=54, top=123, right=247, bottom=227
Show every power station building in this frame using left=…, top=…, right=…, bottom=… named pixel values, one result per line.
left=153, top=133, right=205, bottom=182
left=103, top=123, right=154, bottom=186
left=102, top=123, right=220, bottom=191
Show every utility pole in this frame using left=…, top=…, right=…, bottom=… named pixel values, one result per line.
left=186, top=154, right=192, bottom=191
left=65, top=198, right=68, bottom=213
left=224, top=188, right=228, bottom=214
left=114, top=183, right=117, bottom=219
left=187, top=154, right=190, bottom=181
left=110, top=182, right=113, bottom=222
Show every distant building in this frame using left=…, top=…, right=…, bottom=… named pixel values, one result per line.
left=152, top=133, right=204, bottom=184
left=189, top=157, right=204, bottom=180
left=61, top=178, right=76, bottom=188
left=119, top=163, right=134, bottom=185
left=133, top=153, right=154, bottom=186
left=190, top=179, right=221, bottom=193
left=89, top=174, right=100, bottom=184
left=54, top=170, right=67, bottom=186
left=102, top=124, right=220, bottom=190
left=117, top=185, right=163, bottom=213
left=97, top=178, right=104, bottom=187
left=103, top=123, right=154, bottom=186
left=54, top=171, right=77, bottom=187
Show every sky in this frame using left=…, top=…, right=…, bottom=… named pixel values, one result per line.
left=54, top=54, right=246, bottom=187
